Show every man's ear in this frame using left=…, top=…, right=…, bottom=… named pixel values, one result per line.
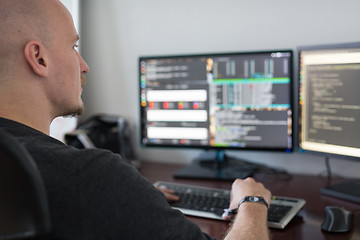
left=24, top=41, right=48, bottom=77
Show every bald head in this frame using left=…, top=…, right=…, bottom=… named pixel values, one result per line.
left=0, top=0, right=61, bottom=76
left=0, top=0, right=88, bottom=133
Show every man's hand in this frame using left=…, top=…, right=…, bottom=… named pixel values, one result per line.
left=155, top=186, right=180, bottom=202
left=223, top=177, right=271, bottom=221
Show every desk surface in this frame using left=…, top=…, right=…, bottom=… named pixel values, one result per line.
left=139, top=162, right=360, bottom=240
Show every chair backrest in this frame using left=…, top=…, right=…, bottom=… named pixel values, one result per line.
left=0, top=129, right=51, bottom=239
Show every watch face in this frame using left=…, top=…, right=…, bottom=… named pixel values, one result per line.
left=249, top=196, right=260, bottom=202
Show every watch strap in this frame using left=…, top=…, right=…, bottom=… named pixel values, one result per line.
left=238, top=196, right=269, bottom=209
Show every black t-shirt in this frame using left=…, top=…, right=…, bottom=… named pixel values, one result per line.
left=0, top=118, right=216, bottom=240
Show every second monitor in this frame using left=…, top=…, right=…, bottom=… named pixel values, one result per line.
left=139, top=50, right=294, bottom=180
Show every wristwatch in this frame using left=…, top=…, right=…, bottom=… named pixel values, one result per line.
left=238, top=196, right=269, bottom=209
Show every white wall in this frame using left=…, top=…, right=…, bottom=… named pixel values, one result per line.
left=80, top=0, right=360, bottom=178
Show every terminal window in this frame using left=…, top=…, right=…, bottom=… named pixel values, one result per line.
left=299, top=48, right=360, bottom=157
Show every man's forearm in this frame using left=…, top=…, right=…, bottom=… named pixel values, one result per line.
left=223, top=203, right=270, bottom=240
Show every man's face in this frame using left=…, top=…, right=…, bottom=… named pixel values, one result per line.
left=46, top=2, right=89, bottom=118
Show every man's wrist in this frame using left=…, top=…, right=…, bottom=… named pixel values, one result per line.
left=222, top=196, right=269, bottom=218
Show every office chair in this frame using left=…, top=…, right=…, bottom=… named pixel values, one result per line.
left=0, top=129, right=51, bottom=239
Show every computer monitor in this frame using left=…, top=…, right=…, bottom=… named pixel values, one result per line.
left=139, top=50, right=294, bottom=180
left=298, top=42, right=360, bottom=203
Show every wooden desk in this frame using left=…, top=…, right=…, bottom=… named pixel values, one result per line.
left=140, top=162, right=360, bottom=240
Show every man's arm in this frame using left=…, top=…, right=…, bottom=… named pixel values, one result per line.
left=156, top=177, right=271, bottom=240
left=223, top=178, right=271, bottom=240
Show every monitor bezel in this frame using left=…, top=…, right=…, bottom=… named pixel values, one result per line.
left=297, top=42, right=360, bottom=162
left=139, top=49, right=295, bottom=153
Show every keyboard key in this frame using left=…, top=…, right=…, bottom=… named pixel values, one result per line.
left=268, top=204, right=292, bottom=223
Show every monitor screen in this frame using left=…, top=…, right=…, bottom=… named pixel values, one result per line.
left=139, top=50, right=293, bottom=153
left=298, top=42, right=360, bottom=159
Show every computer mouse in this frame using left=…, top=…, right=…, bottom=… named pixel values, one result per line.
left=321, top=206, right=353, bottom=233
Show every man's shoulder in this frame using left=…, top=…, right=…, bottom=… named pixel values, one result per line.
left=0, top=118, right=132, bottom=172
left=31, top=136, right=132, bottom=172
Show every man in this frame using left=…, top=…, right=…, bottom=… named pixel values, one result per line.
left=0, top=0, right=271, bottom=239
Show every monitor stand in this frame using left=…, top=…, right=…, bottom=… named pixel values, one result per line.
left=321, top=179, right=360, bottom=203
left=173, top=150, right=259, bottom=181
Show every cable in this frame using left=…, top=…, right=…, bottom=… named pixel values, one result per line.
left=324, top=156, right=332, bottom=179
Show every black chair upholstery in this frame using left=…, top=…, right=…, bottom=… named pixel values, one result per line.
left=0, top=129, right=51, bottom=239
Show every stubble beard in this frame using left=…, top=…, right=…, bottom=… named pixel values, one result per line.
left=63, top=104, right=85, bottom=118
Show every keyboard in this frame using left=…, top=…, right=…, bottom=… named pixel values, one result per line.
left=155, top=181, right=306, bottom=229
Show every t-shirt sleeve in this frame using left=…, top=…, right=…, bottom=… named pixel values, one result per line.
left=78, top=151, right=217, bottom=240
